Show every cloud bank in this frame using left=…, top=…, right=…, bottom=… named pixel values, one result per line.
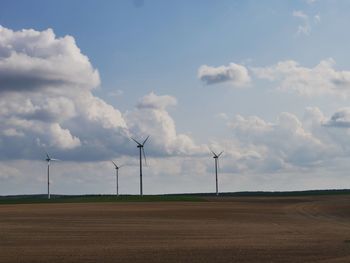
left=252, top=58, right=350, bottom=97
left=0, top=26, right=201, bottom=161
left=198, top=59, right=350, bottom=97
left=213, top=107, right=350, bottom=174
left=2, top=25, right=350, bottom=194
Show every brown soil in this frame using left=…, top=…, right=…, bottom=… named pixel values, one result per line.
left=0, top=195, right=350, bottom=262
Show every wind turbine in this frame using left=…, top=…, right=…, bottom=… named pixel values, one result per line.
left=111, top=161, right=124, bottom=197
left=45, top=152, right=59, bottom=199
left=211, top=150, right=223, bottom=196
left=131, top=136, right=149, bottom=196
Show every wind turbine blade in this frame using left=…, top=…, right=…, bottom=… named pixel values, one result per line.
left=111, top=160, right=117, bottom=167
left=45, top=151, right=50, bottom=159
left=142, top=147, right=147, bottom=165
left=217, top=158, right=220, bottom=171
left=119, top=164, right=126, bottom=168
left=218, top=151, right=224, bottom=158
left=131, top=137, right=141, bottom=145
left=50, top=158, right=60, bottom=161
left=210, top=149, right=217, bottom=157
left=142, top=135, right=150, bottom=146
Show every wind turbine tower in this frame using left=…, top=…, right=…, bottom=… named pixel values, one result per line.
left=131, top=136, right=149, bottom=196
left=45, top=152, right=59, bottom=199
left=112, top=161, right=123, bottom=196
left=211, top=150, right=223, bottom=196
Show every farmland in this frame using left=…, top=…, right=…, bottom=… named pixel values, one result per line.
left=0, top=194, right=349, bottom=262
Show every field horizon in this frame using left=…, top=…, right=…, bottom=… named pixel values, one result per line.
left=0, top=189, right=350, bottom=204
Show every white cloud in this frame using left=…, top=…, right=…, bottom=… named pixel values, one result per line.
left=136, top=91, right=177, bottom=110
left=214, top=107, right=350, bottom=174
left=228, top=112, right=325, bottom=170
left=0, top=26, right=100, bottom=92
left=77, top=93, right=126, bottom=130
left=0, top=26, right=128, bottom=160
left=126, top=92, right=205, bottom=156
left=198, top=63, right=250, bottom=87
left=2, top=104, right=350, bottom=194
left=292, top=10, right=320, bottom=36
left=252, top=58, right=350, bottom=97
left=0, top=26, right=204, bottom=161
left=293, top=10, right=311, bottom=35
left=49, top=123, right=81, bottom=149
left=3, top=25, right=350, bottom=195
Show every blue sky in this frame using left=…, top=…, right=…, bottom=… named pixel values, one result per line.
left=1, top=0, right=350, bottom=195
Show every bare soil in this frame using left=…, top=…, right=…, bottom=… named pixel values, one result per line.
left=0, top=195, right=350, bottom=262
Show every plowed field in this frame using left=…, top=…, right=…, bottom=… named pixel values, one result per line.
left=1, top=195, right=350, bottom=262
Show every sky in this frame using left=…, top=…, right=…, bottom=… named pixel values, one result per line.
left=1, top=0, right=350, bottom=195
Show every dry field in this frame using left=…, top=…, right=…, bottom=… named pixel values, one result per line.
left=0, top=195, right=350, bottom=263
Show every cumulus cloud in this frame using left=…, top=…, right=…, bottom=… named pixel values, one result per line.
left=198, top=63, right=250, bottom=87
left=201, top=58, right=350, bottom=97
left=126, top=92, right=205, bottom=156
left=0, top=26, right=100, bottom=92
left=252, top=58, right=350, bottom=97
left=211, top=107, right=350, bottom=174
left=136, top=92, right=177, bottom=110
left=227, top=112, right=326, bottom=170
left=0, top=26, right=128, bottom=160
left=49, top=123, right=81, bottom=149
left=0, top=26, right=205, bottom=161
